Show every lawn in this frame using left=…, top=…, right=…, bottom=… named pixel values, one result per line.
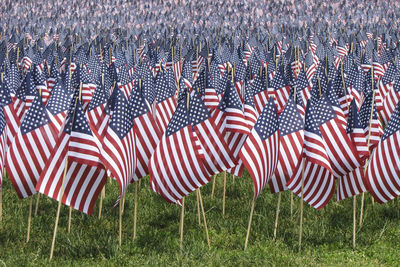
left=1, top=171, right=400, bottom=266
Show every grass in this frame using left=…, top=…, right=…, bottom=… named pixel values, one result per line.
left=1, top=171, right=400, bottom=266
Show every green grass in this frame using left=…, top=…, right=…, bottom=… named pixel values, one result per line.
left=1, top=171, right=400, bottom=266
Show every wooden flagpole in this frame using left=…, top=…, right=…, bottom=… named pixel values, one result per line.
left=273, top=192, right=282, bottom=241
left=68, top=207, right=72, bottom=233
left=49, top=82, right=81, bottom=260
left=211, top=174, right=216, bottom=199
left=298, top=157, right=306, bottom=251
left=198, top=189, right=210, bottom=248
left=26, top=196, right=33, bottom=242
left=98, top=186, right=105, bottom=219
left=133, top=182, right=138, bottom=240
left=353, top=195, right=357, bottom=248
left=222, top=171, right=227, bottom=216
left=49, top=157, right=69, bottom=260
left=196, top=187, right=201, bottom=225
left=360, top=89, right=376, bottom=226
left=34, top=193, right=40, bottom=216
left=179, top=197, right=185, bottom=250
left=119, top=196, right=123, bottom=247
left=244, top=199, right=255, bottom=250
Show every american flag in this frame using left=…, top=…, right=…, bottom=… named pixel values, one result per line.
left=359, top=92, right=383, bottom=152
left=189, top=90, right=235, bottom=175
left=251, top=75, right=268, bottom=114
left=286, top=100, right=335, bottom=210
left=240, top=97, right=279, bottom=199
left=87, top=84, right=109, bottom=136
left=269, top=98, right=304, bottom=193
left=201, top=66, right=220, bottom=111
left=97, top=89, right=136, bottom=202
left=380, top=76, right=400, bottom=125
left=0, top=80, right=22, bottom=146
left=294, top=70, right=312, bottom=108
left=365, top=101, right=400, bottom=204
left=317, top=96, right=361, bottom=178
left=154, top=70, right=177, bottom=135
left=36, top=99, right=107, bottom=214
left=149, top=97, right=210, bottom=204
left=336, top=100, right=369, bottom=201
left=212, top=80, right=249, bottom=162
left=45, top=80, right=72, bottom=132
left=117, top=65, right=134, bottom=99
left=0, top=108, right=7, bottom=187
left=128, top=86, right=161, bottom=181
left=377, top=63, right=397, bottom=102
left=6, top=95, right=57, bottom=198
left=269, top=66, right=291, bottom=112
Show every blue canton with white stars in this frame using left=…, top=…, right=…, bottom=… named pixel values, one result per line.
left=109, top=89, right=134, bottom=139
left=254, top=98, right=278, bottom=140
left=46, top=80, right=72, bottom=115
left=64, top=100, right=92, bottom=135
left=20, top=95, right=50, bottom=135
left=165, top=99, right=189, bottom=137
left=279, top=97, right=304, bottom=136
left=382, top=101, right=400, bottom=141
left=188, top=90, right=210, bottom=126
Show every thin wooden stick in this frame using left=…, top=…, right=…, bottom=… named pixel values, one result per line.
left=67, top=207, right=72, bottom=233
left=244, top=199, right=255, bottom=250
left=196, top=189, right=201, bottom=225
left=49, top=157, right=69, bottom=260
left=353, top=195, right=357, bottom=248
left=222, top=171, right=227, bottom=216
left=98, top=186, right=105, bottom=219
left=273, top=192, right=282, bottom=241
left=211, top=175, right=216, bottom=198
left=133, top=182, right=138, bottom=240
left=179, top=197, right=185, bottom=250
left=121, top=194, right=126, bottom=215
left=360, top=89, right=376, bottom=226
left=290, top=192, right=294, bottom=218
left=26, top=196, right=33, bottom=242
left=298, top=158, right=306, bottom=252
left=119, top=198, right=123, bottom=247
left=198, top=189, right=210, bottom=248
left=34, top=193, right=40, bottom=216
left=0, top=187, right=2, bottom=223
left=359, top=192, right=365, bottom=227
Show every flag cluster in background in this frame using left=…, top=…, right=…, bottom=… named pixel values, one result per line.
left=0, top=25, right=399, bottom=215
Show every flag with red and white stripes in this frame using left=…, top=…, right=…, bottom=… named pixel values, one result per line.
left=0, top=81, right=21, bottom=146
left=189, top=90, right=235, bottom=175
left=0, top=109, right=7, bottom=187
left=128, top=87, right=162, bottom=181
left=240, top=98, right=280, bottom=199
left=6, top=95, right=58, bottom=198
left=269, top=98, right=304, bottom=193
left=365, top=101, right=400, bottom=204
left=36, top=100, right=107, bottom=214
left=45, top=80, right=72, bottom=132
left=97, top=89, right=136, bottom=202
left=286, top=100, right=335, bottom=209
left=149, top=98, right=210, bottom=204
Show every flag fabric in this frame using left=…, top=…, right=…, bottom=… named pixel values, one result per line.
left=6, top=95, right=58, bottom=198
left=269, top=97, right=304, bottom=193
left=380, top=76, right=400, bottom=124
left=149, top=97, right=210, bottom=204
left=45, top=80, right=72, bottom=132
left=240, top=97, right=279, bottom=199
left=365, top=101, right=400, bottom=204
left=128, top=86, right=162, bottom=181
left=0, top=109, right=7, bottom=187
left=286, top=100, right=335, bottom=210
left=154, top=71, right=177, bottom=135
left=36, top=99, right=107, bottom=214
left=189, top=90, right=235, bottom=175
left=0, top=81, right=21, bottom=146
left=97, top=89, right=136, bottom=202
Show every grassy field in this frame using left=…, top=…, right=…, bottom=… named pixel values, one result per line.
left=1, top=171, right=400, bottom=266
